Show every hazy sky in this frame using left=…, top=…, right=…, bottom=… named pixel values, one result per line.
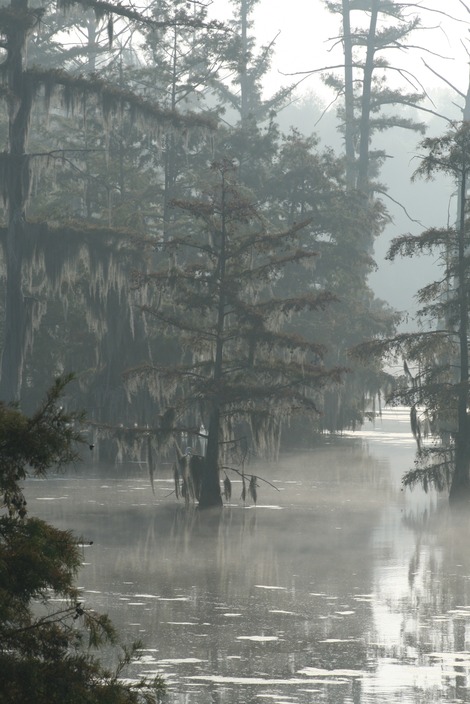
left=210, top=0, right=470, bottom=104
left=206, top=1, right=470, bottom=317
left=204, top=1, right=470, bottom=318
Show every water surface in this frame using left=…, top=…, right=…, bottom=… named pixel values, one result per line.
left=28, top=408, right=470, bottom=703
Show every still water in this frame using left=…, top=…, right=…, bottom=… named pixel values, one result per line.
left=27, top=408, right=470, bottom=703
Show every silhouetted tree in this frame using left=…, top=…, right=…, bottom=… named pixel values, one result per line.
left=268, top=128, right=397, bottom=431
left=0, top=0, right=213, bottom=404
left=211, top=0, right=292, bottom=191
left=355, top=123, right=470, bottom=504
left=0, top=375, right=165, bottom=702
left=136, top=0, right=226, bottom=239
left=324, top=0, right=427, bottom=197
left=129, top=160, right=343, bottom=508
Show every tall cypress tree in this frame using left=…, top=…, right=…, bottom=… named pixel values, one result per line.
left=324, top=0, right=427, bottom=198
left=129, top=161, right=343, bottom=508
left=355, top=123, right=470, bottom=504
left=0, top=0, right=213, bottom=404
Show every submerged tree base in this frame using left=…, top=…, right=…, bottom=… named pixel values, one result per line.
left=449, top=452, right=470, bottom=505
left=197, top=485, right=223, bottom=510
left=449, top=480, right=470, bottom=506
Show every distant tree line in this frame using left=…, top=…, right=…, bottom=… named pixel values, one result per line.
left=0, top=0, right=394, bottom=413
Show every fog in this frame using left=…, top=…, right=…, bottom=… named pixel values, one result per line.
left=5, top=2, right=470, bottom=702
left=27, top=409, right=470, bottom=703
left=243, top=0, right=470, bottom=320
left=277, top=89, right=463, bottom=321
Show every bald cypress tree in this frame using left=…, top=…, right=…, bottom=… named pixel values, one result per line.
left=324, top=0, right=427, bottom=198
left=0, top=0, right=214, bottom=405
left=0, top=376, right=165, bottom=702
left=129, top=161, right=343, bottom=508
left=211, top=0, right=292, bottom=192
left=356, top=123, right=470, bottom=504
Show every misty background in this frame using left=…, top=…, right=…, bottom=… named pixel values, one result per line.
left=210, top=0, right=470, bottom=320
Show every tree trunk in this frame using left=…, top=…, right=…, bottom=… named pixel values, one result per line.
left=1, top=215, right=27, bottom=402
left=450, top=155, right=470, bottom=504
left=196, top=165, right=230, bottom=509
left=0, top=0, right=32, bottom=402
left=341, top=0, right=356, bottom=190
left=163, top=22, right=178, bottom=240
left=450, top=446, right=470, bottom=503
left=239, top=0, right=249, bottom=124
left=198, top=408, right=223, bottom=509
left=357, top=0, right=378, bottom=195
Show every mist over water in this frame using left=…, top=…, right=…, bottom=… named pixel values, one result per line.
left=28, top=409, right=470, bottom=703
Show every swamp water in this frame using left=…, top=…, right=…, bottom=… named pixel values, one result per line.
left=27, top=408, right=470, bottom=703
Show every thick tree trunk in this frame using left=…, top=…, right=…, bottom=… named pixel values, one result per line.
left=1, top=215, right=27, bottom=402
left=449, top=157, right=470, bottom=504
left=0, top=0, right=35, bottom=402
left=196, top=165, right=229, bottom=509
left=197, top=409, right=223, bottom=509
left=341, top=0, right=356, bottom=190
left=357, top=0, right=378, bottom=195
left=0, top=1, right=32, bottom=402
left=450, top=442, right=470, bottom=504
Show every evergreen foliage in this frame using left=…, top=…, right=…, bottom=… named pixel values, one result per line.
left=0, top=0, right=216, bottom=405
left=324, top=0, right=427, bottom=196
left=0, top=0, right=399, bottom=448
left=354, top=123, right=470, bottom=504
left=211, top=0, right=292, bottom=191
left=268, top=128, right=397, bottom=432
left=0, top=376, right=165, bottom=703
left=128, top=160, right=345, bottom=507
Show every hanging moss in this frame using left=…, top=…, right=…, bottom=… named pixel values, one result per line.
left=0, top=6, right=43, bottom=35
left=0, top=0, right=220, bottom=406
left=26, top=67, right=216, bottom=135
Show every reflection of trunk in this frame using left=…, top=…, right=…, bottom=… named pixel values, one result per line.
left=450, top=159, right=470, bottom=504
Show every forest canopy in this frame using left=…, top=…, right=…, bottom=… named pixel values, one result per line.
left=1, top=0, right=467, bottom=501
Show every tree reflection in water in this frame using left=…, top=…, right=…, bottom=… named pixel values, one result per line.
left=26, top=422, right=470, bottom=703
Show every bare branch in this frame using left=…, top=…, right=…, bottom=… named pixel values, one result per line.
left=422, top=59, right=466, bottom=99
left=222, top=465, right=281, bottom=492
left=375, top=187, right=425, bottom=227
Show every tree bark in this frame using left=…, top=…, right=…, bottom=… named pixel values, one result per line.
left=342, top=0, right=356, bottom=190
left=198, top=408, right=223, bottom=509
left=239, top=0, right=249, bottom=124
left=357, top=0, right=378, bottom=195
left=450, top=154, right=470, bottom=504
left=196, top=164, right=229, bottom=509
left=0, top=0, right=33, bottom=402
left=2, top=214, right=27, bottom=403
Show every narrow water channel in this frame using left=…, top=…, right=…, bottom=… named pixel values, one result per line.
left=28, top=408, right=470, bottom=703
